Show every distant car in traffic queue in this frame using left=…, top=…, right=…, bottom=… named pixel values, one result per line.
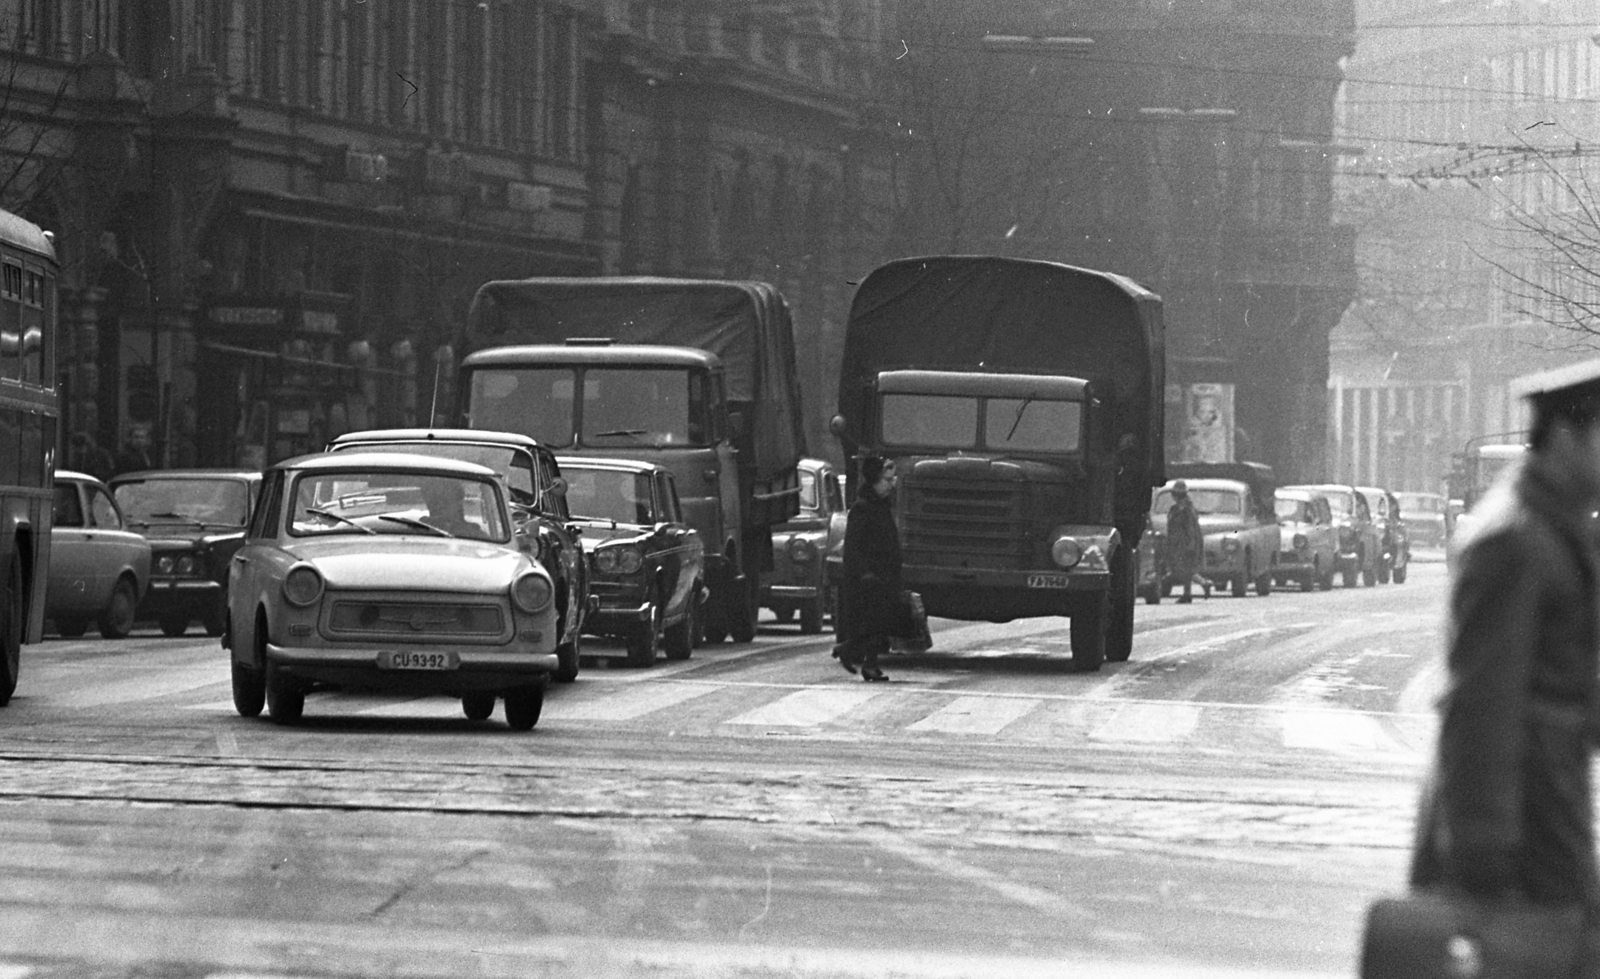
left=557, top=456, right=705, bottom=668
left=327, top=428, right=591, bottom=683
left=1283, top=484, right=1380, bottom=588
left=1356, top=486, right=1410, bottom=584
left=1271, top=487, right=1339, bottom=592
left=47, top=470, right=151, bottom=639
left=1160, top=462, right=1282, bottom=598
left=109, top=469, right=263, bottom=637
left=762, top=458, right=847, bottom=634
left=1394, top=491, right=1447, bottom=550
left=225, top=452, right=561, bottom=730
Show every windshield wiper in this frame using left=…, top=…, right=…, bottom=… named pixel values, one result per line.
left=376, top=514, right=455, bottom=537
left=592, top=429, right=650, bottom=443
left=1005, top=394, right=1037, bottom=442
left=304, top=506, right=376, bottom=535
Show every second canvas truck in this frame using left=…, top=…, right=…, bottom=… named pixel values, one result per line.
left=831, top=256, right=1165, bottom=670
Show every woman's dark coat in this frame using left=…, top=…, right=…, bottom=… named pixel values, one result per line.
left=1165, top=497, right=1203, bottom=578
left=838, top=489, right=903, bottom=641
left=1409, top=449, right=1600, bottom=908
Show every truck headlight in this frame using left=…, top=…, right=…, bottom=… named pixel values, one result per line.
left=1050, top=537, right=1083, bottom=569
left=787, top=536, right=817, bottom=564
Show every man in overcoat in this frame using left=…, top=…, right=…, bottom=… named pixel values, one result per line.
left=1165, top=480, right=1204, bottom=604
left=1410, top=358, right=1600, bottom=941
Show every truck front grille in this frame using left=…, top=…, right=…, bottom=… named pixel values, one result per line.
left=902, top=479, right=1063, bottom=568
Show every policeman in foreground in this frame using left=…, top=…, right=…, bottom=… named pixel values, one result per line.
left=1408, top=358, right=1600, bottom=970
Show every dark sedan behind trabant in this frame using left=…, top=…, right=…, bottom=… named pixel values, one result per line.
left=225, top=452, right=560, bottom=730
left=110, top=468, right=263, bottom=637
left=558, top=456, right=704, bottom=668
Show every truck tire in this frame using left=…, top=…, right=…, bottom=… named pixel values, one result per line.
left=0, top=553, right=22, bottom=706
left=1393, top=561, right=1408, bottom=585
left=726, top=574, right=759, bottom=644
left=1105, top=551, right=1135, bottom=663
left=1069, top=596, right=1106, bottom=672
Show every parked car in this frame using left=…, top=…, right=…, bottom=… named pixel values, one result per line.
left=225, top=452, right=560, bottom=729
left=1395, top=491, right=1447, bottom=550
left=327, top=429, right=591, bottom=683
left=1160, top=462, right=1281, bottom=598
left=557, top=456, right=705, bottom=667
left=47, top=470, right=151, bottom=639
left=762, top=459, right=847, bottom=633
left=109, top=469, right=263, bottom=637
left=1271, top=488, right=1339, bottom=592
left=1283, top=484, right=1381, bottom=587
left=1357, top=486, right=1410, bottom=584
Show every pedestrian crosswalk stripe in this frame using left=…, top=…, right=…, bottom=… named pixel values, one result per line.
left=1279, top=708, right=1406, bottom=754
left=724, top=687, right=882, bottom=727
left=907, top=695, right=1041, bottom=735
left=1092, top=702, right=1202, bottom=742
left=353, top=697, right=463, bottom=718
left=544, top=681, right=720, bottom=721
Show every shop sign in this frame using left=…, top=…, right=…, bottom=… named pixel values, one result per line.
left=210, top=307, right=284, bottom=327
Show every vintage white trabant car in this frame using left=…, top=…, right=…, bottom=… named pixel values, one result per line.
left=1272, top=487, right=1339, bottom=591
left=224, top=452, right=560, bottom=730
left=1156, top=464, right=1281, bottom=598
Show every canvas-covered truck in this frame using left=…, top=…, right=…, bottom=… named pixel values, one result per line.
left=831, top=256, right=1165, bottom=670
left=456, top=277, right=807, bottom=644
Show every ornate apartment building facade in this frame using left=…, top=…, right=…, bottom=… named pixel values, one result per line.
left=0, top=0, right=894, bottom=469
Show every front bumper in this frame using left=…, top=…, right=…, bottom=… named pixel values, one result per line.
left=764, top=583, right=820, bottom=601
left=141, top=578, right=222, bottom=611
left=1275, top=549, right=1317, bottom=575
left=585, top=600, right=654, bottom=635
left=266, top=641, right=557, bottom=692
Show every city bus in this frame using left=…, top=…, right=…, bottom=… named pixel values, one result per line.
left=0, top=208, right=58, bottom=705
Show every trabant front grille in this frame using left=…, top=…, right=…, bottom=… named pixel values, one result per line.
left=327, top=600, right=505, bottom=638
left=902, top=479, right=1068, bottom=568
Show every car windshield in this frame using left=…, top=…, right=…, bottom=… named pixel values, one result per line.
left=1275, top=498, right=1312, bottom=522
left=335, top=442, right=540, bottom=508
left=1396, top=493, right=1443, bottom=514
left=798, top=469, right=820, bottom=511
left=1154, top=488, right=1242, bottom=515
left=469, top=367, right=702, bottom=449
left=562, top=468, right=656, bottom=524
left=1321, top=491, right=1353, bottom=517
left=880, top=393, right=1082, bottom=452
left=287, top=471, right=508, bottom=541
left=114, top=478, right=250, bottom=527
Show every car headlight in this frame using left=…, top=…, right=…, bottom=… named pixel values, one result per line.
left=156, top=556, right=174, bottom=575
left=177, top=555, right=198, bottom=575
left=511, top=569, right=554, bottom=613
left=787, top=536, right=817, bottom=563
left=1293, top=533, right=1308, bottom=550
left=282, top=565, right=324, bottom=607
left=594, top=544, right=644, bottom=575
left=1222, top=537, right=1241, bottom=553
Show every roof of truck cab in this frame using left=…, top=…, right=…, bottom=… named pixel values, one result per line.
left=877, top=370, right=1089, bottom=399
left=462, top=344, right=720, bottom=369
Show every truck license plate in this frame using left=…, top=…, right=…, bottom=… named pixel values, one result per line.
left=1026, top=573, right=1070, bottom=589
left=378, top=650, right=459, bottom=671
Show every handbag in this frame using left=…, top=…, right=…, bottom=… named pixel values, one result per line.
left=1359, top=890, right=1586, bottom=979
left=889, top=590, right=932, bottom=652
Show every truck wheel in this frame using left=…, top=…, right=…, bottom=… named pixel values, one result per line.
left=798, top=597, right=824, bottom=635
left=0, top=553, right=22, bottom=706
left=1105, top=551, right=1135, bottom=663
left=1069, top=596, right=1106, bottom=672
left=726, top=575, right=759, bottom=643
left=1231, top=573, right=1247, bottom=598
left=1255, top=570, right=1273, bottom=596
left=1377, top=556, right=1391, bottom=585
left=1393, top=562, right=1408, bottom=585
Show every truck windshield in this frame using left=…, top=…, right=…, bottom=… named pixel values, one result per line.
left=470, top=367, right=702, bottom=449
left=880, top=394, right=1081, bottom=452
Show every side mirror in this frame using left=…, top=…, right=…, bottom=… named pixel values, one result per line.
left=829, top=414, right=847, bottom=436
left=548, top=476, right=567, bottom=498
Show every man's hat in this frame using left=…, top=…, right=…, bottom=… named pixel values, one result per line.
left=1171, top=479, right=1188, bottom=494
left=1511, top=357, right=1600, bottom=410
